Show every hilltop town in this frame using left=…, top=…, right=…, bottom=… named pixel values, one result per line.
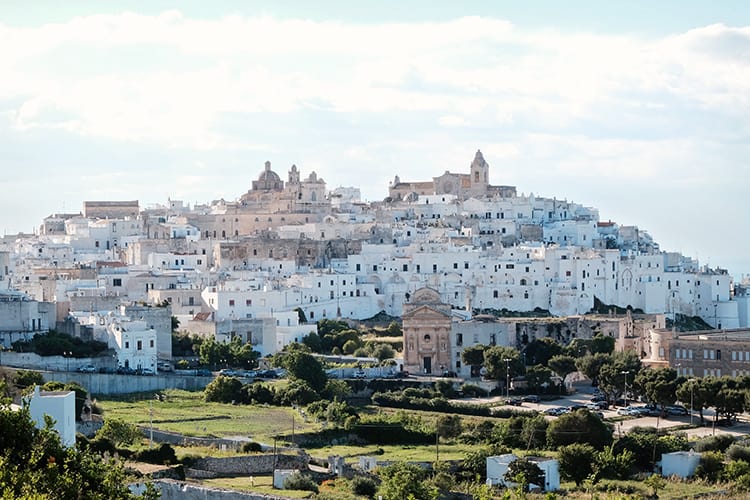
left=1, top=150, right=748, bottom=375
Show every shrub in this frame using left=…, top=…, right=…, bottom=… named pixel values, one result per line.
left=14, top=370, right=43, bottom=388
left=350, top=475, right=378, bottom=498
left=284, top=472, right=319, bottom=493
left=695, top=451, right=725, bottom=482
left=460, top=384, right=488, bottom=397
left=695, top=434, right=736, bottom=453
left=133, top=443, right=178, bottom=465
left=242, top=441, right=262, bottom=453
left=96, top=418, right=142, bottom=446
left=727, top=444, right=750, bottom=463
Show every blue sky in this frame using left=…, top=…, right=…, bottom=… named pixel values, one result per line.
left=1, top=1, right=748, bottom=279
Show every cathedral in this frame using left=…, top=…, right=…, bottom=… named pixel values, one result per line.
left=388, top=150, right=517, bottom=201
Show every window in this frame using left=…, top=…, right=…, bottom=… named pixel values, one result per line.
left=356, top=264, right=361, bottom=271
left=137, top=340, right=142, bottom=351
left=113, top=278, right=122, bottom=287
left=403, top=264, right=408, bottom=271
left=246, top=299, right=252, bottom=306
left=493, top=290, right=498, bottom=298
left=229, top=299, right=235, bottom=306
left=150, top=340, right=154, bottom=348
left=373, top=265, right=377, bottom=271
left=423, top=334, right=431, bottom=342
left=456, top=333, right=463, bottom=346
left=125, top=341, right=129, bottom=349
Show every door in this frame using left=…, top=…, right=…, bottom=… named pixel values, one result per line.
left=423, top=356, right=432, bottom=374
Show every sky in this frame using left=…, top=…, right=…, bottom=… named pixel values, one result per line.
left=1, top=1, right=748, bottom=279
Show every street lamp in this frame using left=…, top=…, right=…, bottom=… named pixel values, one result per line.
left=621, top=370, right=630, bottom=407
left=503, top=358, right=512, bottom=398
left=688, top=378, right=695, bottom=426
left=63, top=351, right=73, bottom=372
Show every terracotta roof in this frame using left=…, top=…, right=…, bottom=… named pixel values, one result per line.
left=193, top=312, right=211, bottom=321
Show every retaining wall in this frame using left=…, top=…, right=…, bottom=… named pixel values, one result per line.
left=130, top=479, right=294, bottom=500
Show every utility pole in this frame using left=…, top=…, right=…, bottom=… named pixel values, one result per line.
left=503, top=358, right=512, bottom=398
left=621, top=370, right=630, bottom=407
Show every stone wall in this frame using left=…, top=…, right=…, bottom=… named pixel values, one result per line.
left=131, top=479, right=294, bottom=500
left=189, top=453, right=308, bottom=477
left=38, top=369, right=212, bottom=395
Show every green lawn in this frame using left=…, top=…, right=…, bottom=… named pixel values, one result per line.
left=96, top=389, right=320, bottom=444
left=200, top=475, right=314, bottom=498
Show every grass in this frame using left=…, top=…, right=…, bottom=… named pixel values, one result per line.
left=558, top=478, right=734, bottom=499
left=200, top=475, right=314, bottom=498
left=307, top=442, right=471, bottom=463
left=96, top=389, right=320, bottom=444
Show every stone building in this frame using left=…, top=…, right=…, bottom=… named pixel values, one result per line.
left=663, top=328, right=750, bottom=378
left=388, top=150, right=517, bottom=201
left=402, top=287, right=452, bottom=374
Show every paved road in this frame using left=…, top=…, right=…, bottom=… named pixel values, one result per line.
left=452, top=383, right=750, bottom=439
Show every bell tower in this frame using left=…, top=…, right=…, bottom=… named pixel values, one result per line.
left=470, top=149, right=489, bottom=193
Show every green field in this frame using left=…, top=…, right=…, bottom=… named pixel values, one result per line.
left=97, top=389, right=320, bottom=444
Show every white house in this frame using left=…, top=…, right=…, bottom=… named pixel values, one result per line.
left=486, top=454, right=560, bottom=492
left=108, top=319, right=158, bottom=372
left=660, top=450, right=701, bottom=478
left=26, top=385, right=76, bottom=447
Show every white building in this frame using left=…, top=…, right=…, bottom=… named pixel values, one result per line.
left=26, top=385, right=76, bottom=447
left=660, top=451, right=701, bottom=478
left=486, top=454, right=560, bottom=491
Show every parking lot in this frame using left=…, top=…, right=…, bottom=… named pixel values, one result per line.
left=453, top=382, right=750, bottom=439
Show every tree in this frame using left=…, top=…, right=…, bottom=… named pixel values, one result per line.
left=520, top=414, right=548, bottom=450
left=461, top=344, right=487, bottom=377
left=385, top=321, right=402, bottom=336
left=371, top=343, right=395, bottom=361
left=0, top=401, right=156, bottom=499
left=504, top=457, right=545, bottom=493
left=547, top=409, right=613, bottom=450
left=635, top=367, right=678, bottom=412
left=483, top=346, right=523, bottom=381
left=436, top=414, right=462, bottom=439
left=575, top=352, right=612, bottom=385
left=558, top=443, right=597, bottom=486
left=596, top=351, right=642, bottom=401
left=525, top=364, right=554, bottom=393
left=204, top=375, right=244, bottom=403
left=97, top=418, right=142, bottom=446
left=14, top=370, right=44, bottom=389
left=523, top=338, right=562, bottom=366
left=198, top=337, right=228, bottom=368
left=278, top=348, right=327, bottom=392
left=342, top=339, right=360, bottom=355
left=590, top=335, right=615, bottom=354
left=301, top=332, right=322, bottom=353
left=548, top=355, right=577, bottom=387
left=676, top=377, right=713, bottom=424
left=378, top=462, right=437, bottom=500
left=644, top=473, right=666, bottom=497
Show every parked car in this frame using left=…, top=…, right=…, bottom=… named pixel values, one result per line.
left=666, top=405, right=689, bottom=416
left=587, top=401, right=608, bottom=410
left=442, top=370, right=458, bottom=378
left=568, top=404, right=588, bottom=412
left=98, top=367, right=116, bottom=374
left=590, top=394, right=607, bottom=403
left=195, top=368, right=212, bottom=377
left=218, top=369, right=237, bottom=377
left=522, top=395, right=540, bottom=403
left=139, top=368, right=155, bottom=376
left=117, top=366, right=136, bottom=375
left=504, top=397, right=523, bottom=406
left=544, top=406, right=568, bottom=416
left=78, top=364, right=96, bottom=373
left=617, top=406, right=645, bottom=416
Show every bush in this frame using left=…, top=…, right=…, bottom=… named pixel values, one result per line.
left=96, top=418, right=142, bottom=446
left=727, top=444, right=750, bottom=462
left=283, top=472, right=319, bottom=493
left=695, top=451, right=725, bottom=482
left=350, top=475, right=378, bottom=498
left=133, top=443, right=178, bottom=465
left=460, top=384, right=488, bottom=397
left=695, top=434, right=736, bottom=453
left=14, top=370, right=43, bottom=389
left=242, top=441, right=262, bottom=453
